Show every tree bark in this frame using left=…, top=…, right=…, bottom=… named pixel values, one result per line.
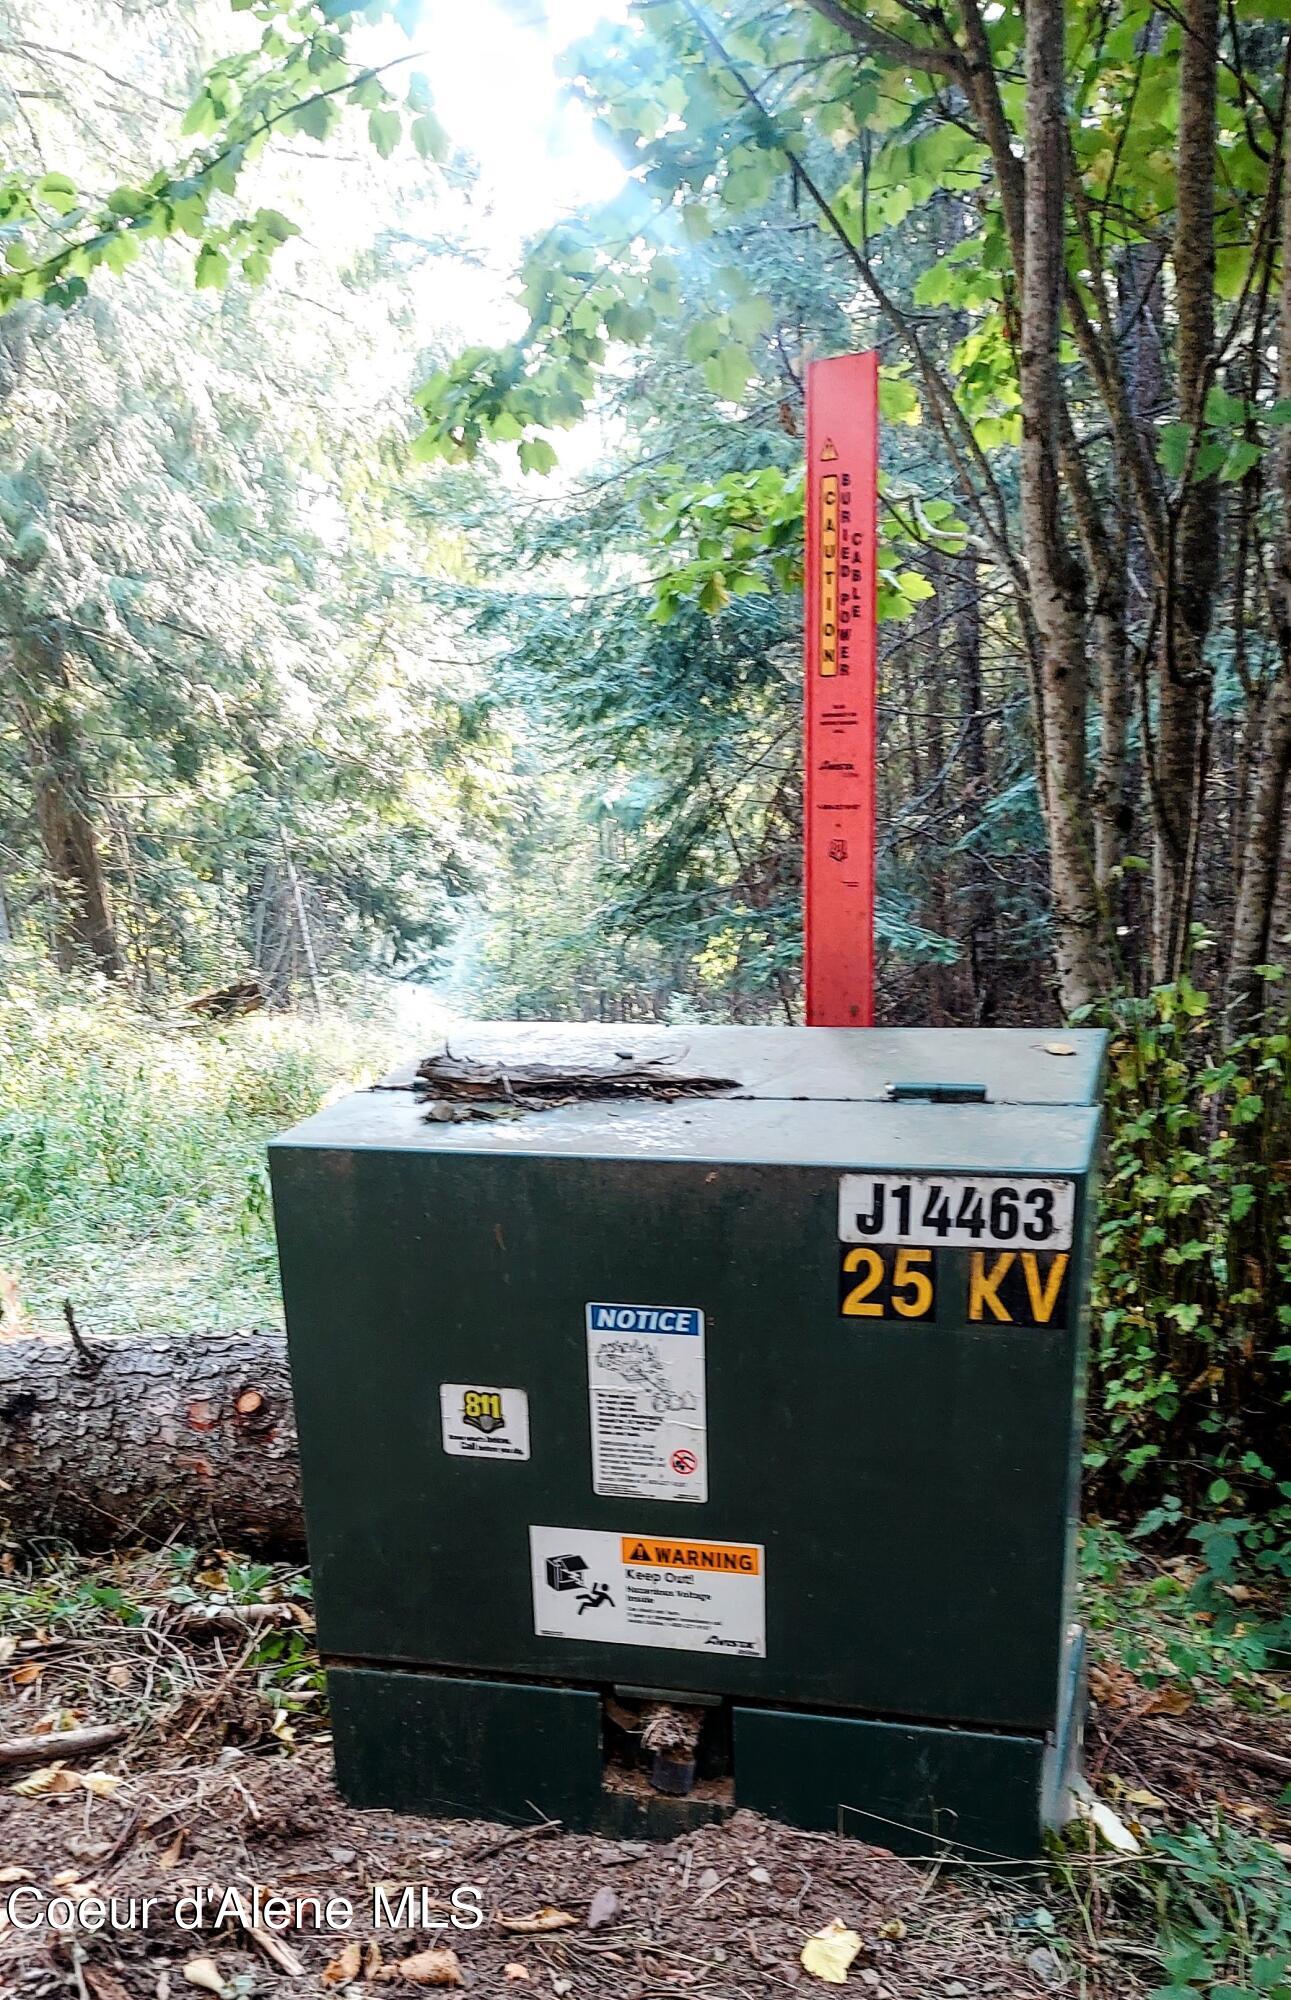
left=15, top=630, right=124, bottom=980
left=1018, top=0, right=1110, bottom=1011
left=1153, top=0, right=1220, bottom=982
left=1227, top=103, right=1291, bottom=1015
left=0, top=1327, right=303, bottom=1551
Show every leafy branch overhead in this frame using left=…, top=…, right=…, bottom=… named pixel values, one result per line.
left=0, top=0, right=446, bottom=313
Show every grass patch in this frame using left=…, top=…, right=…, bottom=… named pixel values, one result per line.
left=0, top=952, right=402, bottom=1337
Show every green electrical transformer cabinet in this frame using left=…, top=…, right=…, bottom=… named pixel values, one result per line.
left=269, top=1023, right=1106, bottom=1858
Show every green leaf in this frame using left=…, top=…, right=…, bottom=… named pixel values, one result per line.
left=1203, top=386, right=1247, bottom=427
left=703, top=344, right=750, bottom=402
left=518, top=436, right=558, bottom=475
left=100, top=230, right=140, bottom=275
left=879, top=374, right=921, bottom=425
left=181, top=90, right=218, bottom=139
left=1158, top=422, right=1191, bottom=479
left=1220, top=439, right=1262, bottom=482
left=411, top=112, right=448, bottom=162
left=287, top=96, right=337, bottom=143
left=35, top=173, right=78, bottom=217
left=194, top=244, right=229, bottom=290
left=368, top=107, right=402, bottom=159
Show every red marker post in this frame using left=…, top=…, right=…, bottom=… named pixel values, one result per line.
left=803, top=352, right=879, bottom=1027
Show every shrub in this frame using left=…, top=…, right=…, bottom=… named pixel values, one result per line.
left=1083, top=975, right=1291, bottom=1596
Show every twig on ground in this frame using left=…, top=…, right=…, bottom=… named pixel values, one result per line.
left=0, top=1721, right=129, bottom=1768
left=464, top=1816, right=562, bottom=1862
left=1152, top=1716, right=1291, bottom=1780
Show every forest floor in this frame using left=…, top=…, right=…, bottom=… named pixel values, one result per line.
left=0, top=1544, right=1287, bottom=2000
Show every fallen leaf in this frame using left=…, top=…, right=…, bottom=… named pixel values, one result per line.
left=84, top=1968, right=134, bottom=2000
left=158, top=1828, right=188, bottom=1869
left=11, top=1762, right=79, bottom=1796
left=0, top=1866, right=29, bottom=1884
left=105, top=1663, right=132, bottom=1691
left=877, top=1918, right=906, bottom=1941
left=1071, top=1777, right=1141, bottom=1855
left=1087, top=1666, right=1132, bottom=1709
left=182, top=1960, right=226, bottom=1996
left=504, top=1967, right=532, bottom=1983
left=51, top=1869, right=83, bottom=1888
left=1142, top=1685, right=1192, bottom=1716
left=1122, top=1786, right=1166, bottom=1811
left=364, top=1941, right=384, bottom=1980
left=394, top=1947, right=463, bottom=1986
left=11, top=1662, right=44, bottom=1687
left=586, top=1886, right=619, bottom=1930
left=322, top=1941, right=363, bottom=1987
left=81, top=1770, right=123, bottom=1798
left=497, top=1908, right=578, bottom=1934
left=802, top=1920, right=862, bottom=1985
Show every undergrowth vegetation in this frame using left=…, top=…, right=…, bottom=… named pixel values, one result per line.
left=1083, top=975, right=1291, bottom=1634
left=0, top=953, right=400, bottom=1337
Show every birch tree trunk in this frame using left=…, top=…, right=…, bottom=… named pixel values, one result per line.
left=1018, top=0, right=1110, bottom=1011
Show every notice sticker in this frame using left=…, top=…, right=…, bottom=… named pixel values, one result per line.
left=439, top=1384, right=530, bottom=1461
left=585, top=1302, right=707, bottom=1504
left=530, top=1525, right=765, bottom=1658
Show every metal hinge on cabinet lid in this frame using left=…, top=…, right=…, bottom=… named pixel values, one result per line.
left=884, top=1080, right=990, bottom=1104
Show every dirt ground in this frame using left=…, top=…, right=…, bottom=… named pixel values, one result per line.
left=0, top=1553, right=1287, bottom=2000
left=0, top=1748, right=1069, bottom=2000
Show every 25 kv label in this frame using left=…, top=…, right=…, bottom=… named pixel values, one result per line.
left=838, top=1173, right=1075, bottom=1250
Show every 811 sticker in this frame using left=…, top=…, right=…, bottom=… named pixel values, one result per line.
left=440, top=1383, right=530, bottom=1460
left=839, top=1173, right=1075, bottom=1250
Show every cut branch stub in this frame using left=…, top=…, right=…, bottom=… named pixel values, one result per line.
left=414, top=1049, right=738, bottom=1122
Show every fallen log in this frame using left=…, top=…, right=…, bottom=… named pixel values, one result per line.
left=0, top=1327, right=303, bottom=1552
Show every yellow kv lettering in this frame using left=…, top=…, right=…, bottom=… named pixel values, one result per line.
left=969, top=1251, right=1015, bottom=1321
left=1021, top=1252, right=1069, bottom=1324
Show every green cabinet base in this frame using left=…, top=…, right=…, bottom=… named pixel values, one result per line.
left=329, top=1669, right=605, bottom=1828
left=329, top=1639, right=1084, bottom=1859
left=734, top=1708, right=1049, bottom=1858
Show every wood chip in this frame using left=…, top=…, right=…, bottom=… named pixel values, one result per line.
left=586, top=1886, right=619, bottom=1930
left=387, top=1947, right=462, bottom=1985
left=247, top=1925, right=306, bottom=1977
left=181, top=1961, right=225, bottom=1996
left=497, top=1908, right=579, bottom=1934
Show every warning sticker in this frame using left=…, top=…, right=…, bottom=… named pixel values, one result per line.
left=530, top=1526, right=765, bottom=1658
left=439, top=1384, right=530, bottom=1460
left=585, top=1302, right=707, bottom=1504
